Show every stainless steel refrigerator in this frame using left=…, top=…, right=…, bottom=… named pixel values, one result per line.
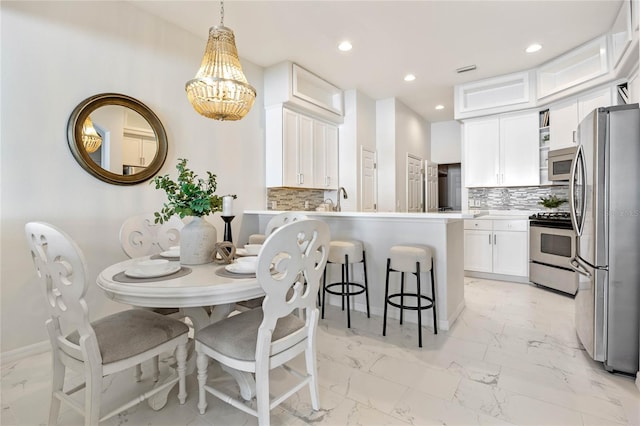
left=569, top=104, right=640, bottom=374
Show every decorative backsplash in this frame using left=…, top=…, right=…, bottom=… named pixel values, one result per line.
left=266, top=188, right=326, bottom=211
left=468, top=185, right=570, bottom=211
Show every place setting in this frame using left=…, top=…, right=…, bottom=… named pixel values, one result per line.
left=113, top=258, right=191, bottom=283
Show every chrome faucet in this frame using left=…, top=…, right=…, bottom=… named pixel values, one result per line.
left=336, top=187, right=348, bottom=211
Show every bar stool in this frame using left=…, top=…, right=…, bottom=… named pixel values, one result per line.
left=383, top=244, right=437, bottom=347
left=321, top=240, right=370, bottom=328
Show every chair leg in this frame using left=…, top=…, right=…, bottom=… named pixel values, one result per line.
left=152, top=355, right=160, bottom=382
left=305, top=339, right=320, bottom=410
left=176, top=343, right=187, bottom=404
left=345, top=255, right=351, bottom=328
left=382, top=258, right=391, bottom=337
left=134, top=363, right=143, bottom=382
left=416, top=261, right=423, bottom=348
left=362, top=250, right=370, bottom=318
left=255, top=367, right=271, bottom=426
left=340, top=263, right=345, bottom=311
left=48, top=355, right=65, bottom=426
left=400, top=272, right=405, bottom=325
left=321, top=269, right=327, bottom=319
left=431, top=262, right=438, bottom=335
left=84, top=366, right=102, bottom=426
left=196, top=350, right=209, bottom=415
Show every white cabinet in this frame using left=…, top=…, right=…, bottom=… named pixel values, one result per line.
left=313, top=121, right=339, bottom=189
left=549, top=87, right=612, bottom=150
left=464, top=219, right=528, bottom=277
left=266, top=106, right=339, bottom=189
left=464, top=111, right=539, bottom=187
left=123, top=133, right=157, bottom=167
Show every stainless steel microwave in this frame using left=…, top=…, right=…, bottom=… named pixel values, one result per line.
left=548, top=147, right=577, bottom=181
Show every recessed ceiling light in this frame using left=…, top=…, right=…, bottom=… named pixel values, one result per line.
left=404, top=74, right=416, bottom=82
left=526, top=43, right=542, bottom=53
left=435, top=105, right=444, bottom=110
left=338, top=41, right=352, bottom=52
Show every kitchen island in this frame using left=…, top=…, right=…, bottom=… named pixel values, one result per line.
left=239, top=210, right=479, bottom=330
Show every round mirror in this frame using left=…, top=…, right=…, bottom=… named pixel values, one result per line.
left=67, top=93, right=168, bottom=185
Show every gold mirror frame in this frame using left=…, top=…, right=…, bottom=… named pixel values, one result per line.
left=67, top=93, right=168, bottom=185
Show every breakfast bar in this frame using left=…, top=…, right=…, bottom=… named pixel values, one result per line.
left=239, top=210, right=478, bottom=330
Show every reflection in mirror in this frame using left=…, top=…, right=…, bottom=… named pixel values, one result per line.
left=67, top=93, right=167, bottom=185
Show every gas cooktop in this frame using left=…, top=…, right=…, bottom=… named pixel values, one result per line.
left=529, top=211, right=571, bottom=220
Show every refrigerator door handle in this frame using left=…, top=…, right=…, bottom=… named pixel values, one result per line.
left=570, top=256, right=592, bottom=277
left=569, top=144, right=585, bottom=236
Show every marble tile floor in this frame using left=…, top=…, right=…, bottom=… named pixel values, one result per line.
left=2, top=278, right=639, bottom=425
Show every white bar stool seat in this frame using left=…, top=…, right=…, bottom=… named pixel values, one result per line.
left=383, top=244, right=437, bottom=347
left=322, top=239, right=370, bottom=328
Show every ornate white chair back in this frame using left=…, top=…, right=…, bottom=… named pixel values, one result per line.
left=255, top=219, right=329, bottom=354
left=264, top=212, right=309, bottom=236
left=119, top=213, right=183, bottom=258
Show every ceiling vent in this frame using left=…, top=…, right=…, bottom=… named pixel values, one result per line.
left=456, top=65, right=477, bottom=73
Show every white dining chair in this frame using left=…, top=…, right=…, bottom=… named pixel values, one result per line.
left=195, top=219, right=329, bottom=426
left=25, top=222, right=189, bottom=426
left=119, top=213, right=186, bottom=381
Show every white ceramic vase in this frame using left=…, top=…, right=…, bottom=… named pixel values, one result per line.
left=180, top=216, right=217, bottom=265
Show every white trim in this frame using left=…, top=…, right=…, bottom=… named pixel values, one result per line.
left=1, top=340, right=50, bottom=365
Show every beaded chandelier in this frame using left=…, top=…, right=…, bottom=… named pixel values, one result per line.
left=81, top=117, right=102, bottom=153
left=185, top=1, right=256, bottom=121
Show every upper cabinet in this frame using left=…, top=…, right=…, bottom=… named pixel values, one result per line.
left=266, top=106, right=339, bottom=189
left=264, top=62, right=344, bottom=124
left=549, top=87, right=612, bottom=150
left=464, top=111, right=539, bottom=187
left=537, top=36, right=609, bottom=99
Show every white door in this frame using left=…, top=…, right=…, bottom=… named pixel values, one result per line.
left=361, top=147, right=377, bottom=212
left=464, top=230, right=493, bottom=272
left=425, top=161, right=438, bottom=212
left=463, top=118, right=500, bottom=187
left=549, top=98, right=579, bottom=150
left=407, top=154, right=423, bottom=212
left=500, top=112, right=539, bottom=186
left=492, top=230, right=528, bottom=277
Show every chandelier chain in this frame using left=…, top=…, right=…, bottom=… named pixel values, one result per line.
left=220, top=0, right=224, bottom=26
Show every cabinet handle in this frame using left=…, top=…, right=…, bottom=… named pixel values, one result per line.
left=501, top=174, right=504, bottom=184
left=489, top=234, right=492, bottom=245
left=494, top=234, right=497, bottom=244
left=496, top=174, right=499, bottom=184
left=572, top=130, right=576, bottom=143
left=300, top=173, right=304, bottom=184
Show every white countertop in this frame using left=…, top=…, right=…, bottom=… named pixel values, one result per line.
left=244, top=210, right=481, bottom=220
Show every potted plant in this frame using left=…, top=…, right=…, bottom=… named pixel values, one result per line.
left=152, top=158, right=235, bottom=264
left=538, top=194, right=567, bottom=211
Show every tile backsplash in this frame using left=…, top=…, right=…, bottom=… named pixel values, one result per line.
left=468, top=185, right=570, bottom=211
left=266, top=188, right=326, bottom=211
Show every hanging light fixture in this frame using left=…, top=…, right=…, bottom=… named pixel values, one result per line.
left=185, top=1, right=256, bottom=121
left=81, top=116, right=102, bottom=153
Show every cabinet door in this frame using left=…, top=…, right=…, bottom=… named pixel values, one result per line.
left=464, top=229, right=493, bottom=272
left=298, top=115, right=314, bottom=188
left=550, top=98, right=578, bottom=150
left=282, top=109, right=300, bottom=186
left=141, top=138, right=157, bottom=167
left=578, top=88, right=612, bottom=123
left=492, top=230, right=528, bottom=277
left=122, top=135, right=141, bottom=166
left=464, top=118, right=500, bottom=187
left=312, top=121, right=339, bottom=189
left=500, top=112, right=539, bottom=186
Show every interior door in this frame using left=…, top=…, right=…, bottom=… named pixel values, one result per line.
left=425, top=161, right=438, bottom=212
left=361, top=147, right=377, bottom=212
left=406, top=154, right=423, bottom=212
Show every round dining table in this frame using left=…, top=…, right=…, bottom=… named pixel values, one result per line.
left=97, top=256, right=264, bottom=408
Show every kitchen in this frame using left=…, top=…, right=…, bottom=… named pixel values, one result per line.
left=2, top=1, right=640, bottom=425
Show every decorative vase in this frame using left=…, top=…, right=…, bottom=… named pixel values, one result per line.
left=180, top=217, right=217, bottom=265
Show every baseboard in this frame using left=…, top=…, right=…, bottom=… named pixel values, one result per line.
left=465, top=271, right=530, bottom=284
left=1, top=340, right=50, bottom=365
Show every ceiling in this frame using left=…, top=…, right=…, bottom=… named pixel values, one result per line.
left=131, top=0, right=624, bottom=123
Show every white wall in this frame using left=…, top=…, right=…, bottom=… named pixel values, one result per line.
left=375, top=99, right=396, bottom=211
left=431, top=120, right=462, bottom=164
left=1, top=1, right=265, bottom=353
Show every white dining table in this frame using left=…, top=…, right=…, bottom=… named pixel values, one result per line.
left=97, top=256, right=264, bottom=408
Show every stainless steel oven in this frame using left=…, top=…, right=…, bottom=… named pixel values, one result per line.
left=548, top=147, right=577, bottom=181
left=529, top=212, right=578, bottom=295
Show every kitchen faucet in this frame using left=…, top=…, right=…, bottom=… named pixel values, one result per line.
left=336, top=187, right=348, bottom=211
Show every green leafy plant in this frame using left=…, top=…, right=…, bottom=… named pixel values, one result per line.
left=151, top=158, right=235, bottom=223
left=538, top=194, right=567, bottom=209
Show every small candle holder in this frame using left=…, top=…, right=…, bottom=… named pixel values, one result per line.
left=221, top=215, right=235, bottom=243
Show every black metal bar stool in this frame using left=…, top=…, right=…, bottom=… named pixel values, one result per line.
left=382, top=244, right=437, bottom=347
left=321, top=240, right=370, bottom=328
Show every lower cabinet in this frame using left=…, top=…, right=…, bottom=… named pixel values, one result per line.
left=464, top=219, right=528, bottom=277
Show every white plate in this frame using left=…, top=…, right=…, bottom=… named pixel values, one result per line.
left=160, top=249, right=180, bottom=258
left=125, top=263, right=181, bottom=278
left=225, top=263, right=256, bottom=274
left=235, top=248, right=249, bottom=256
